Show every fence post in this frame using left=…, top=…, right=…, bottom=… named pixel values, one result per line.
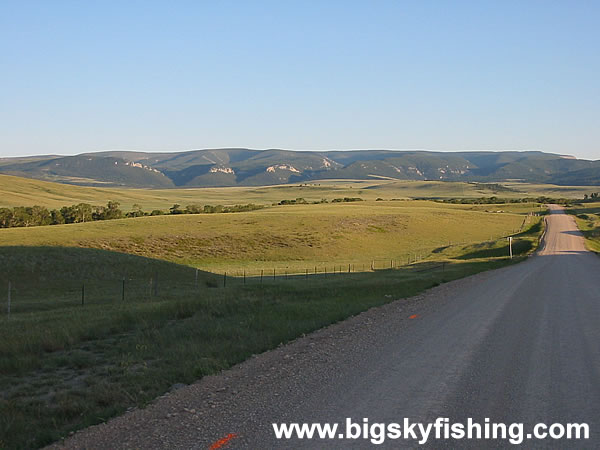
left=243, top=270, right=246, bottom=284
left=7, top=281, right=11, bottom=318
left=273, top=268, right=276, bottom=281
left=223, top=272, right=227, bottom=287
left=348, top=264, right=351, bottom=273
left=81, top=284, right=85, bottom=306
left=306, top=269, right=308, bottom=279
left=195, top=269, right=199, bottom=288
left=260, top=269, right=263, bottom=284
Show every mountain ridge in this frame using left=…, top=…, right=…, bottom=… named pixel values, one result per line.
left=0, top=149, right=598, bottom=188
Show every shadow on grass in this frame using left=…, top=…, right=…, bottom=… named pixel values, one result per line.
left=569, top=206, right=600, bottom=216
left=514, top=220, right=542, bottom=237
left=455, top=240, right=533, bottom=260
left=0, top=245, right=210, bottom=282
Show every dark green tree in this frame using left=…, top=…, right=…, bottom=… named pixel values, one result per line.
left=0, top=208, right=13, bottom=228
left=169, top=204, right=183, bottom=214
left=50, top=209, right=65, bottom=225
left=104, top=201, right=123, bottom=220
left=185, top=204, right=203, bottom=214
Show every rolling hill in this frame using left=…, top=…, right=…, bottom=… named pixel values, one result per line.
left=0, top=149, right=598, bottom=188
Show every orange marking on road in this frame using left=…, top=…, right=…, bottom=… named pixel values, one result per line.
left=209, top=433, right=238, bottom=449
left=409, top=314, right=418, bottom=319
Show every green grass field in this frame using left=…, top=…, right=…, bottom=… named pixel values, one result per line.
left=1, top=174, right=597, bottom=211
left=0, top=174, right=549, bottom=448
left=0, top=200, right=539, bottom=274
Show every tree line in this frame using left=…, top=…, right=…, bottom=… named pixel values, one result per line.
left=0, top=202, right=263, bottom=229
left=436, top=193, right=600, bottom=205
left=436, top=196, right=576, bottom=205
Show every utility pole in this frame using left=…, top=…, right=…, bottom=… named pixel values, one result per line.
left=508, top=236, right=513, bottom=259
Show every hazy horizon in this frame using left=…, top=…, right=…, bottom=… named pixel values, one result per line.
left=1, top=147, right=595, bottom=162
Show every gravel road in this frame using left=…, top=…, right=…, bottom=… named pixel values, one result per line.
left=51, top=206, right=600, bottom=449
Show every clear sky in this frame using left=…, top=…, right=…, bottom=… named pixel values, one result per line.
left=1, top=1, right=599, bottom=160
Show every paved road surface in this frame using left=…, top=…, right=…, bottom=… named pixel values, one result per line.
left=56, top=206, right=600, bottom=449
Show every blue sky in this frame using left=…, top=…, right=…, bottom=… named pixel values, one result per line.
left=1, top=1, right=599, bottom=159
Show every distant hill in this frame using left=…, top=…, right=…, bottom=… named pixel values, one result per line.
left=0, top=154, right=173, bottom=188
left=0, top=149, right=598, bottom=188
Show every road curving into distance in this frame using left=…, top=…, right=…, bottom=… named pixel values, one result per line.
left=53, top=205, right=600, bottom=449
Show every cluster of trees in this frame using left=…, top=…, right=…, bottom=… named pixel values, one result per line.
left=279, top=198, right=309, bottom=205
left=278, top=198, right=353, bottom=205
left=438, top=196, right=573, bottom=205
left=331, top=197, right=363, bottom=203
left=0, top=201, right=264, bottom=229
left=469, top=183, right=515, bottom=193
left=438, top=194, right=600, bottom=206
left=167, top=203, right=263, bottom=214
left=0, top=201, right=124, bottom=228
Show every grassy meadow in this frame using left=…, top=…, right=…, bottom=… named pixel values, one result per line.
left=0, top=174, right=597, bottom=211
left=0, top=200, right=539, bottom=274
left=0, top=174, right=552, bottom=448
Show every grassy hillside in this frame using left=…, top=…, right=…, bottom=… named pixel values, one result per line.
left=0, top=155, right=174, bottom=188
left=0, top=200, right=538, bottom=274
left=0, top=174, right=596, bottom=211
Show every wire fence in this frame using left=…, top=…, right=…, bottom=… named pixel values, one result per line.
left=0, top=250, right=477, bottom=317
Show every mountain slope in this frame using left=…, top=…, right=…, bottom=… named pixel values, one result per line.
left=0, top=155, right=174, bottom=187
left=0, top=149, right=598, bottom=188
